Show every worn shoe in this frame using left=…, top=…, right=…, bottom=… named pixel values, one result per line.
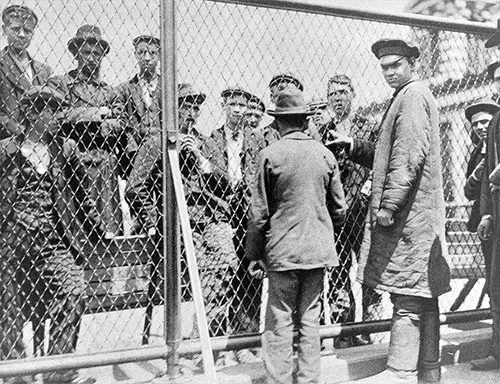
left=350, top=368, right=417, bottom=384
left=334, top=336, right=353, bottom=349
left=3, top=375, right=36, bottom=384
left=470, top=355, right=500, bottom=371
left=236, top=348, right=261, bottom=364
left=353, top=334, right=372, bottom=346
left=214, top=350, right=239, bottom=370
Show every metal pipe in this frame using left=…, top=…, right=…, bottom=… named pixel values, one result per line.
left=161, top=0, right=181, bottom=380
left=0, top=346, right=169, bottom=378
left=0, top=309, right=491, bottom=378
left=210, top=0, right=497, bottom=35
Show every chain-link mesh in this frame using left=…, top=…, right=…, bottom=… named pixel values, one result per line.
left=0, top=0, right=497, bottom=375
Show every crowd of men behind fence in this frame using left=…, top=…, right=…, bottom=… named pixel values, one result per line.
left=2, top=3, right=500, bottom=384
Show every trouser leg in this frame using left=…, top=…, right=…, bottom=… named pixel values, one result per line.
left=296, top=268, right=323, bottom=384
left=40, top=247, right=86, bottom=382
left=263, top=271, right=297, bottom=384
left=490, top=240, right=500, bottom=362
left=418, top=298, right=441, bottom=382
left=388, top=294, right=424, bottom=373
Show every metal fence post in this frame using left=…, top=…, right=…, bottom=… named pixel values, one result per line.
left=161, top=0, right=181, bottom=379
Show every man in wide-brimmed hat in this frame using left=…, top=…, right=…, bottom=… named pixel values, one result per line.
left=245, top=85, right=346, bottom=384
left=0, top=85, right=103, bottom=384
left=471, top=28, right=500, bottom=370
left=259, top=72, right=305, bottom=147
left=330, top=39, right=449, bottom=384
left=0, top=4, right=52, bottom=139
left=49, top=24, right=124, bottom=237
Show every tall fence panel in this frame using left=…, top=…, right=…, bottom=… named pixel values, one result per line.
left=0, top=0, right=497, bottom=379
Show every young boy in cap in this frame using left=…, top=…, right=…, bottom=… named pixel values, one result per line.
left=330, top=39, right=450, bottom=384
left=0, top=4, right=52, bottom=139
left=245, top=85, right=346, bottom=384
left=115, top=35, right=161, bottom=177
left=201, top=85, right=265, bottom=364
left=0, top=85, right=103, bottom=384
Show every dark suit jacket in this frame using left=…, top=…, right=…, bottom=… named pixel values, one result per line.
left=114, top=74, right=161, bottom=154
left=202, top=126, right=265, bottom=201
left=0, top=135, right=104, bottom=256
left=0, top=47, right=52, bottom=139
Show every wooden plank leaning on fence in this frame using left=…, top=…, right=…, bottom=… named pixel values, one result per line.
left=168, top=147, right=218, bottom=383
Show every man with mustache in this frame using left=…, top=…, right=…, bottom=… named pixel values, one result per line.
left=310, top=74, right=380, bottom=348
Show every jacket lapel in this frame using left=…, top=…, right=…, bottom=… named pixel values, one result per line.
left=0, top=48, right=31, bottom=91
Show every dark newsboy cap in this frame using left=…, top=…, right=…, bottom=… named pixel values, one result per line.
left=371, top=39, right=420, bottom=60
left=221, top=85, right=252, bottom=100
left=178, top=83, right=206, bottom=104
left=247, top=94, right=266, bottom=112
left=133, top=35, right=160, bottom=48
left=2, top=5, right=37, bottom=25
left=485, top=19, right=500, bottom=48
left=68, top=24, right=110, bottom=56
left=465, top=98, right=500, bottom=122
left=269, top=72, right=304, bottom=92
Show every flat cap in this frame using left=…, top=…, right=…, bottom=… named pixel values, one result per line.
left=2, top=5, right=38, bottom=25
left=20, top=85, right=68, bottom=109
left=247, top=94, right=266, bottom=112
left=221, top=85, right=252, bottom=100
left=269, top=72, right=304, bottom=91
left=178, top=83, right=206, bottom=104
left=308, top=96, right=328, bottom=110
left=133, top=35, right=160, bottom=48
left=371, top=39, right=420, bottom=59
left=465, top=98, right=500, bottom=122
left=485, top=19, right=500, bottom=48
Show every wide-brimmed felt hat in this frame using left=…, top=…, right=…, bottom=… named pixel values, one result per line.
left=486, top=19, right=500, bottom=48
left=178, top=83, right=206, bottom=104
left=487, top=61, right=500, bottom=80
left=247, top=94, right=265, bottom=112
left=267, top=86, right=313, bottom=117
left=221, top=85, right=252, bottom=100
left=20, top=85, right=68, bottom=110
left=2, top=5, right=38, bottom=25
left=269, top=72, right=304, bottom=91
left=465, top=98, right=500, bottom=122
left=68, top=24, right=110, bottom=56
left=371, top=39, right=420, bottom=60
left=133, top=35, right=160, bottom=48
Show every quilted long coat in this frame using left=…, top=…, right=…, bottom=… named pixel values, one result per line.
left=351, top=79, right=450, bottom=298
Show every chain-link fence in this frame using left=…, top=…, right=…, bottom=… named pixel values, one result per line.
left=0, top=0, right=497, bottom=379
